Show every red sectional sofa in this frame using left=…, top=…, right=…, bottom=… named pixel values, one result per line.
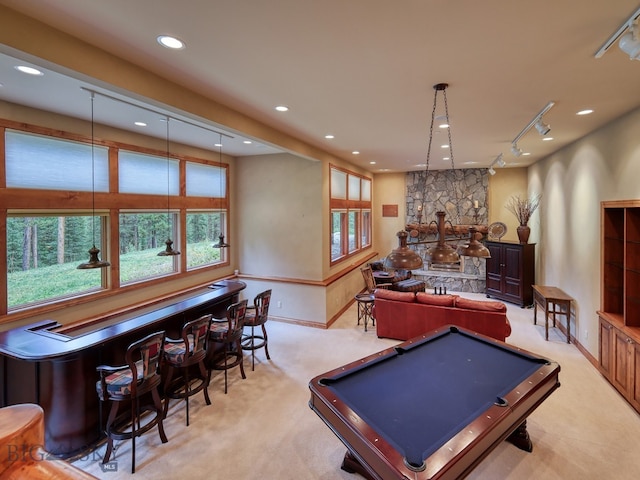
left=373, top=289, right=512, bottom=342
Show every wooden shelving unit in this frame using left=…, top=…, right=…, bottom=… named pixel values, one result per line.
left=598, top=201, right=640, bottom=413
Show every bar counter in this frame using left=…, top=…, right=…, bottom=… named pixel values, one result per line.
left=0, top=280, right=245, bottom=457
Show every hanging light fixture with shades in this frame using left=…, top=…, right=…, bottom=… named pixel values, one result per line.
left=78, top=92, right=111, bottom=270
left=157, top=116, right=180, bottom=256
left=212, top=132, right=229, bottom=249
left=386, top=82, right=492, bottom=269
left=422, top=83, right=467, bottom=264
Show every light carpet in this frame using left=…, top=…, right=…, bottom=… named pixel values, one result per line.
left=72, top=292, right=640, bottom=479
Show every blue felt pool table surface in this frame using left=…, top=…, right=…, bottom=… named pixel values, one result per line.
left=309, top=326, right=561, bottom=480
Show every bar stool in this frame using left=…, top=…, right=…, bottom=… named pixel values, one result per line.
left=96, top=331, right=168, bottom=474
left=208, top=299, right=248, bottom=394
left=162, top=314, right=212, bottom=426
left=241, top=289, right=272, bottom=371
left=355, top=293, right=375, bottom=332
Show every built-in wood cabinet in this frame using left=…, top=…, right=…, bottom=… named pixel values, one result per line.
left=598, top=200, right=640, bottom=413
left=485, top=241, right=535, bottom=307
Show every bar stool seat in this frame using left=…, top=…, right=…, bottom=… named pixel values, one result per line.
left=207, top=299, right=248, bottom=394
left=96, top=331, right=168, bottom=474
left=162, top=314, right=212, bottom=426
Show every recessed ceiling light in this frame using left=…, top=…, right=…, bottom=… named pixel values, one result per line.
left=439, top=123, right=449, bottom=129
left=157, top=35, right=186, bottom=50
left=441, top=144, right=449, bottom=149
left=442, top=157, right=450, bottom=161
left=352, top=151, right=360, bottom=155
left=325, top=134, right=334, bottom=139
left=15, top=65, right=43, bottom=76
left=243, top=140, right=252, bottom=144
left=369, top=161, right=376, bottom=165
left=134, top=121, right=147, bottom=127
left=542, top=137, right=554, bottom=141
left=577, top=109, right=593, bottom=116
left=214, top=143, right=223, bottom=147
left=522, top=152, right=531, bottom=156
left=275, top=105, right=289, bottom=112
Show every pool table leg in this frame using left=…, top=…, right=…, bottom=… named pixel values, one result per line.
left=506, top=420, right=533, bottom=452
left=341, top=451, right=375, bottom=480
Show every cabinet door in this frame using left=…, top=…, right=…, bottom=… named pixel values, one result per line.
left=486, top=243, right=503, bottom=295
left=630, top=340, right=640, bottom=411
left=612, top=328, right=632, bottom=397
left=599, top=317, right=614, bottom=377
left=502, top=245, right=523, bottom=301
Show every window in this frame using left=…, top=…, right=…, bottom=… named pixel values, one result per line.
left=1, top=123, right=230, bottom=317
left=6, top=214, right=107, bottom=309
left=119, top=212, right=179, bottom=284
left=330, top=165, right=372, bottom=263
left=5, top=130, right=109, bottom=191
left=186, top=211, right=226, bottom=269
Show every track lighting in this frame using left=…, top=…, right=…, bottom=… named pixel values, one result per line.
left=488, top=167, right=496, bottom=176
left=511, top=144, right=523, bottom=157
left=619, top=23, right=640, bottom=60
left=510, top=101, right=555, bottom=156
left=594, top=6, right=640, bottom=59
left=534, top=118, right=551, bottom=136
left=495, top=153, right=506, bottom=168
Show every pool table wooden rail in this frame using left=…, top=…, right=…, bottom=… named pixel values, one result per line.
left=309, top=326, right=561, bottom=480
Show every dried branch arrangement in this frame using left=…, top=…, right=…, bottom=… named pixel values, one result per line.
left=505, top=194, right=541, bottom=226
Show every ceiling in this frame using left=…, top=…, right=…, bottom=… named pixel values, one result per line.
left=1, top=0, right=640, bottom=172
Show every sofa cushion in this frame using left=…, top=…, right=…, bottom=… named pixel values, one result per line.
left=374, top=289, right=416, bottom=303
left=455, top=297, right=507, bottom=312
left=415, top=293, right=457, bottom=307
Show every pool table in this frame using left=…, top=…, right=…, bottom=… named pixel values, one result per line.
left=309, top=325, right=561, bottom=480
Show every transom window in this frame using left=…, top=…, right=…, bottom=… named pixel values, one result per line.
left=330, top=165, right=372, bottom=264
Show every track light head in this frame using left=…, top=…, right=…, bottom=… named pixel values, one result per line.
left=495, top=153, right=506, bottom=168
left=535, top=118, right=551, bottom=135
left=619, top=24, right=640, bottom=60
left=488, top=167, right=496, bottom=176
left=511, top=144, right=523, bottom=157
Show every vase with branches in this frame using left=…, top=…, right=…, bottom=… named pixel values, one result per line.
left=506, top=194, right=541, bottom=243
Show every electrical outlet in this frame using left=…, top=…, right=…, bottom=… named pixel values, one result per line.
left=277, top=301, right=282, bottom=308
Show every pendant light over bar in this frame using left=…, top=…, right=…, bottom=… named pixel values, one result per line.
left=212, top=132, right=229, bottom=249
left=78, top=91, right=111, bottom=269
left=158, top=116, right=180, bottom=256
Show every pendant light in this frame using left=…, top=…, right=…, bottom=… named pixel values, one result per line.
left=78, top=92, right=110, bottom=269
left=212, top=133, right=229, bottom=249
left=158, top=116, right=180, bottom=256
left=384, top=231, right=423, bottom=270
left=456, top=226, right=491, bottom=258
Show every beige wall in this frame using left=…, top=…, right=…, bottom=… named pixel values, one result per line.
left=530, top=106, right=640, bottom=356
left=487, top=168, right=529, bottom=243
left=372, top=172, right=407, bottom=261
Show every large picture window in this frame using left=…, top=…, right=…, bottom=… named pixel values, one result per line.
left=6, top=214, right=107, bottom=309
left=330, top=165, right=372, bottom=264
left=1, top=122, right=230, bottom=318
left=186, top=211, right=226, bottom=269
left=119, top=212, right=179, bottom=284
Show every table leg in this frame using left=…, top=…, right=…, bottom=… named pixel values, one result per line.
left=341, top=451, right=375, bottom=480
left=544, top=301, right=549, bottom=341
left=506, top=420, right=533, bottom=452
left=566, top=301, right=570, bottom=343
left=533, top=297, right=538, bottom=325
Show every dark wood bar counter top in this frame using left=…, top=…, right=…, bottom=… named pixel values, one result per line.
left=0, top=279, right=245, bottom=458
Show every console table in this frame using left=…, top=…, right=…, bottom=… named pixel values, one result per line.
left=532, top=285, right=573, bottom=343
left=0, top=280, right=245, bottom=458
